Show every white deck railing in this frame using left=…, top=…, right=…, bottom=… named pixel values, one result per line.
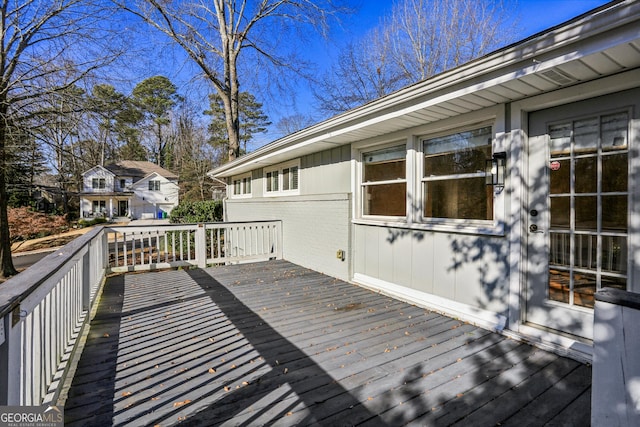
left=105, top=221, right=282, bottom=273
left=0, top=220, right=282, bottom=406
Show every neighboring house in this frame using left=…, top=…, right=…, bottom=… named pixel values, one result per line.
left=32, top=185, right=65, bottom=213
left=210, top=0, right=640, bottom=361
left=80, top=161, right=179, bottom=220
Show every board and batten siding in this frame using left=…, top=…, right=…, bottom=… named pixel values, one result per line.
left=225, top=145, right=352, bottom=280
left=353, top=224, right=510, bottom=330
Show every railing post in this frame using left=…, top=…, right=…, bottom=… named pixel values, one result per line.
left=196, top=223, right=207, bottom=268
left=0, top=310, right=23, bottom=405
left=275, top=221, right=283, bottom=260
left=82, top=241, right=91, bottom=311
left=0, top=312, right=8, bottom=405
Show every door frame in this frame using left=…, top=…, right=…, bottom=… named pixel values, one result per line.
left=508, top=72, right=640, bottom=348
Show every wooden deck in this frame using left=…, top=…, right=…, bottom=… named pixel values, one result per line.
left=63, top=260, right=591, bottom=426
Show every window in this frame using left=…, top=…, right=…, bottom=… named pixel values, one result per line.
left=282, top=166, right=299, bottom=191
left=362, top=145, right=406, bottom=217
left=120, top=179, right=126, bottom=189
left=232, top=174, right=252, bottom=197
left=92, top=178, right=106, bottom=189
left=422, top=126, right=493, bottom=220
left=148, top=180, right=161, bottom=191
left=92, top=200, right=106, bottom=213
left=548, top=111, right=629, bottom=302
left=264, top=161, right=300, bottom=195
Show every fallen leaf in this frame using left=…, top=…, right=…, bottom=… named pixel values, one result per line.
left=122, top=391, right=132, bottom=397
left=224, top=386, right=230, bottom=392
left=242, top=381, right=249, bottom=386
left=209, top=338, right=215, bottom=342
left=208, top=368, right=216, bottom=374
left=103, top=333, right=110, bottom=338
left=283, top=368, right=288, bottom=374
left=286, top=412, right=293, bottom=416
left=173, top=400, right=191, bottom=407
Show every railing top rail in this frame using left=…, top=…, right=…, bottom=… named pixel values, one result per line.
left=0, top=226, right=104, bottom=319
left=106, top=220, right=281, bottom=232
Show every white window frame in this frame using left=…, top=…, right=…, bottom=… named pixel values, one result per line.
left=420, top=123, right=495, bottom=227
left=231, top=172, right=253, bottom=198
left=92, top=178, right=106, bottom=189
left=148, top=180, right=161, bottom=191
left=264, top=160, right=300, bottom=196
left=359, top=142, right=408, bottom=221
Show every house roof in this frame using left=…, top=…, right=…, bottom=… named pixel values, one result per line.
left=105, top=161, right=179, bottom=181
left=210, top=0, right=640, bottom=178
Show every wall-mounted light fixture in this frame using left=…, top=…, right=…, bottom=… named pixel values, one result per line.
left=486, top=152, right=507, bottom=187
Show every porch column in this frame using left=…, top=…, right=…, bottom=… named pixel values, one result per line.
left=109, top=198, right=114, bottom=218
left=592, top=288, right=640, bottom=426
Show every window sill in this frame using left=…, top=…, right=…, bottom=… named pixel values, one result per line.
left=352, top=218, right=506, bottom=236
left=264, top=190, right=301, bottom=197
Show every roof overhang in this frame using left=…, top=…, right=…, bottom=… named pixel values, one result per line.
left=211, top=0, right=640, bottom=178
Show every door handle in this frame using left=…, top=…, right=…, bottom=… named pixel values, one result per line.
left=529, top=224, right=543, bottom=233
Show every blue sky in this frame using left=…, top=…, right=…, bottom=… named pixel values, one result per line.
left=127, top=0, right=612, bottom=145
left=258, top=0, right=612, bottom=141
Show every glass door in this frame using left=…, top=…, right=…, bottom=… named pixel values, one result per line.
left=526, top=111, right=629, bottom=339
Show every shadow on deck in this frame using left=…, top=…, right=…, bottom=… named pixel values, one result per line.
left=63, top=260, right=591, bottom=426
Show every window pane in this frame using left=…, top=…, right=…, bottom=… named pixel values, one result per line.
left=602, top=236, right=627, bottom=274
left=363, top=146, right=405, bottom=182
left=575, top=196, right=597, bottom=231
left=266, top=171, right=279, bottom=192
left=550, top=197, right=570, bottom=229
left=549, top=123, right=571, bottom=156
left=291, top=167, right=299, bottom=189
left=550, top=159, right=570, bottom=194
left=234, top=180, right=240, bottom=194
left=283, top=168, right=290, bottom=190
left=245, top=177, right=251, bottom=193
left=424, top=145, right=490, bottom=176
left=575, top=157, right=597, bottom=193
left=601, top=112, right=628, bottom=150
left=364, top=183, right=406, bottom=216
left=602, top=153, right=627, bottom=192
left=423, top=126, right=491, bottom=156
left=575, top=234, right=597, bottom=270
left=424, top=177, right=492, bottom=220
left=602, top=195, right=627, bottom=232
left=573, top=117, right=598, bottom=154
left=573, top=272, right=596, bottom=308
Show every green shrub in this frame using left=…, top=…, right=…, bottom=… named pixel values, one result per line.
left=169, top=200, right=223, bottom=224
left=77, top=217, right=108, bottom=228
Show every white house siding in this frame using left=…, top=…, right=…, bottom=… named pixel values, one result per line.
left=225, top=194, right=351, bottom=280
left=82, top=167, right=114, bottom=193
left=225, top=145, right=352, bottom=280
left=353, top=225, right=510, bottom=329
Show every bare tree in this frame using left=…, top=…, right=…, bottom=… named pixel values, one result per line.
left=275, top=113, right=316, bottom=136
left=315, top=0, right=517, bottom=115
left=119, top=0, right=348, bottom=162
left=0, top=1, right=118, bottom=279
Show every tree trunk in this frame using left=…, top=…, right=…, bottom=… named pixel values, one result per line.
left=0, top=104, right=18, bottom=278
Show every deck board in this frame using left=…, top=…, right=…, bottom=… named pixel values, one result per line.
left=64, top=260, right=591, bottom=426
